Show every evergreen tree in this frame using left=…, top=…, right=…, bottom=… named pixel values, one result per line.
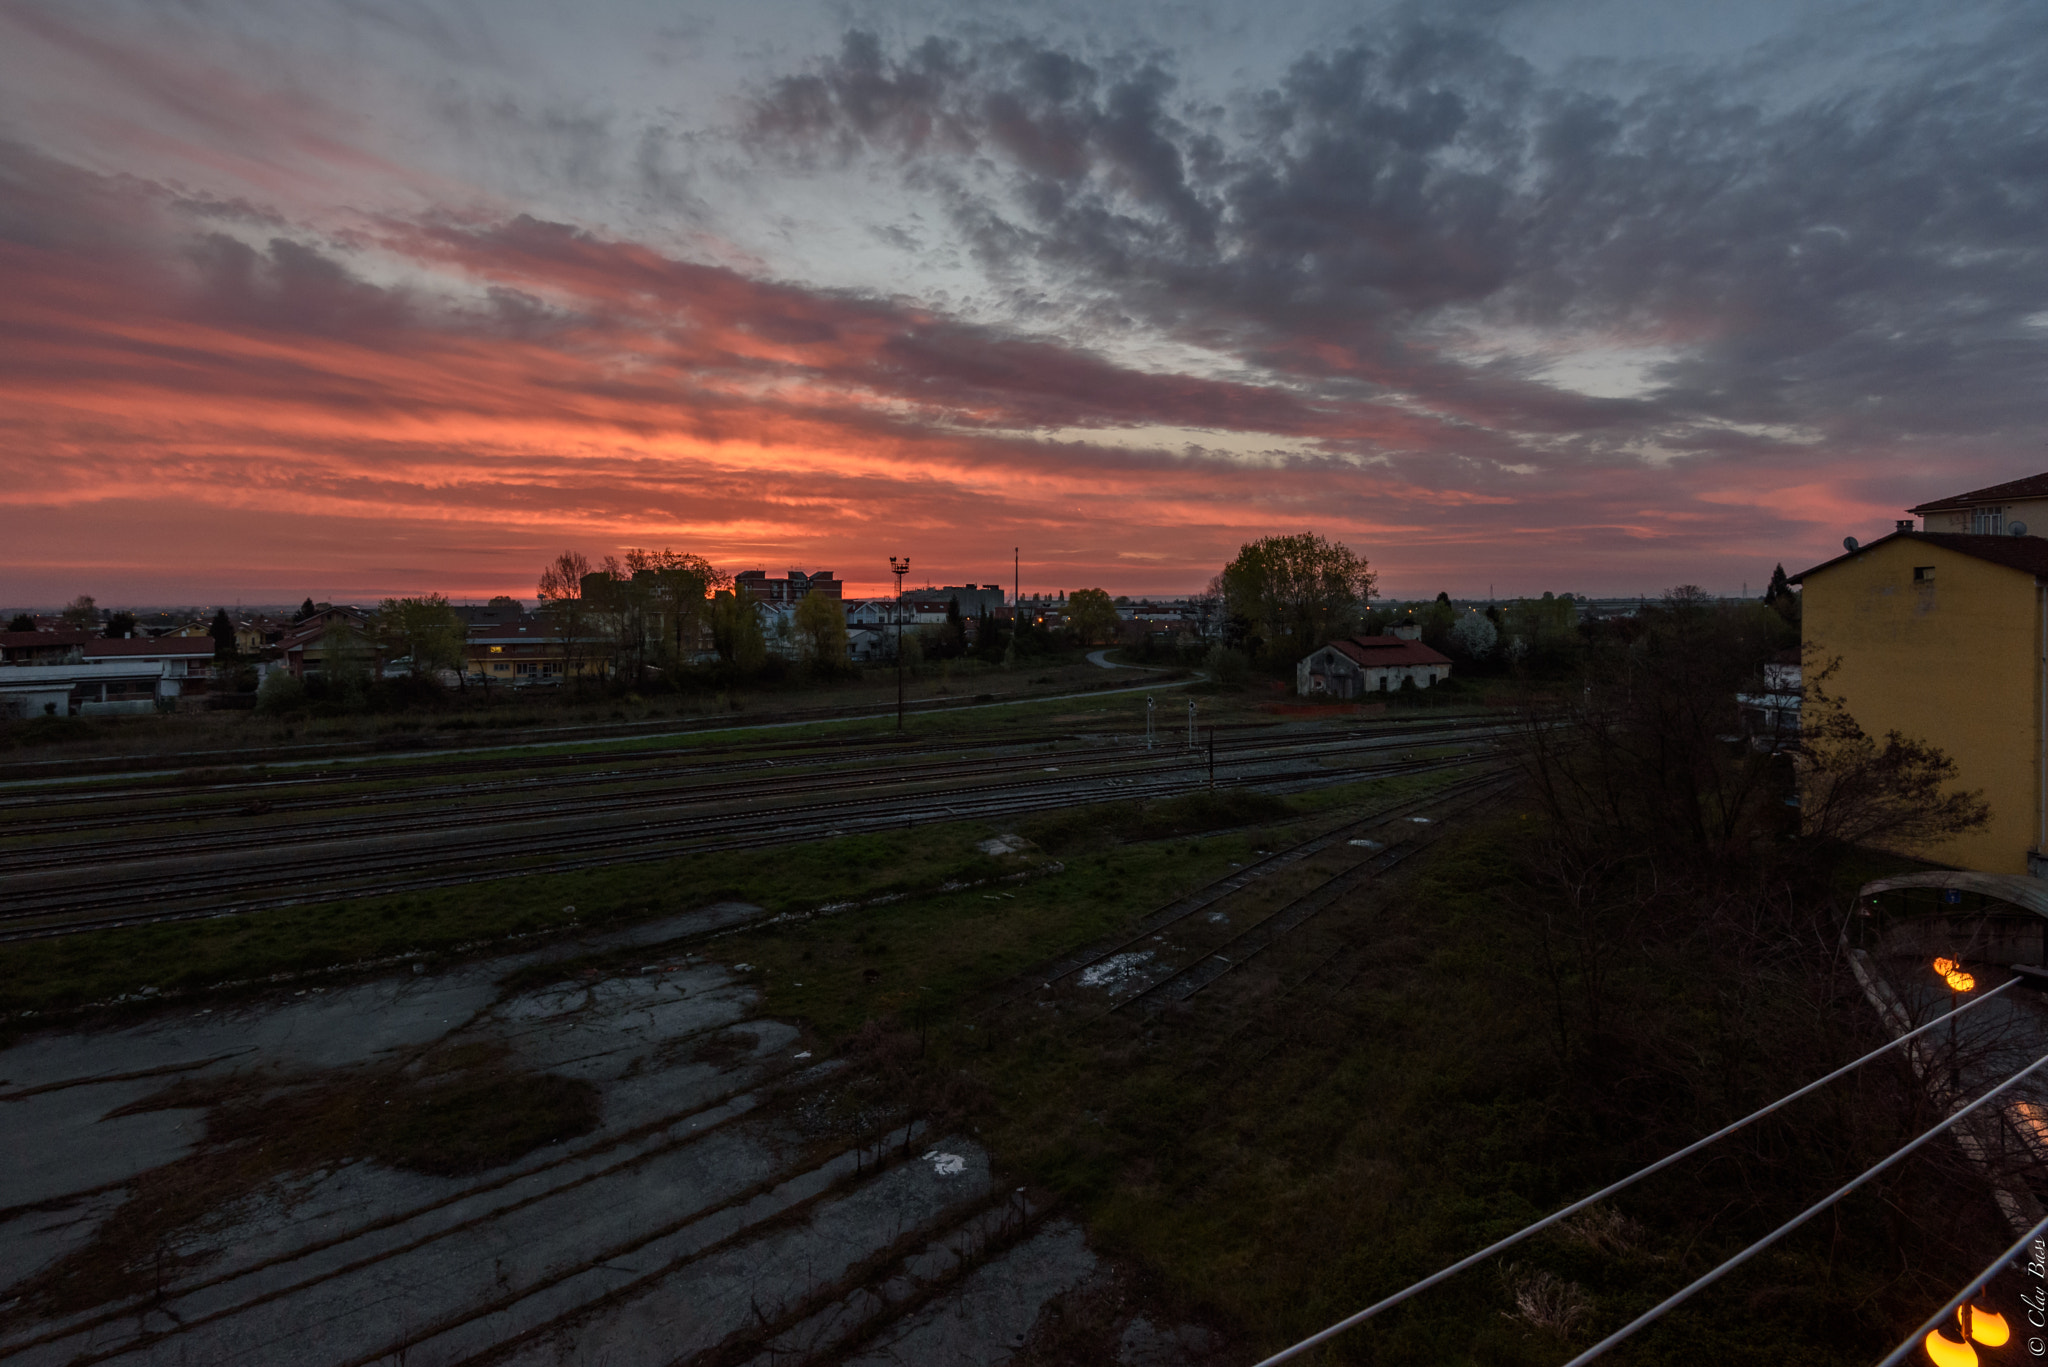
left=6, top=613, right=33, bottom=632
left=295, top=597, right=317, bottom=623
left=1764, top=563, right=1800, bottom=625
left=208, top=608, right=236, bottom=657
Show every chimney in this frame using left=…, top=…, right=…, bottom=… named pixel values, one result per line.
left=1895, top=519, right=1914, bottom=533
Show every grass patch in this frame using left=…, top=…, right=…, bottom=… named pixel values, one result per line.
left=1019, top=789, right=1296, bottom=854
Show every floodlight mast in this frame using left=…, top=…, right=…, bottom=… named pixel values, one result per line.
left=890, top=557, right=910, bottom=731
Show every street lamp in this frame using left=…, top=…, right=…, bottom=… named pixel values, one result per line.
left=890, top=557, right=910, bottom=731
left=1935, top=956, right=1977, bottom=1092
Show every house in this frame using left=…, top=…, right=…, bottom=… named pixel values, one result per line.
left=1737, top=651, right=1802, bottom=751
left=78, top=637, right=215, bottom=697
left=1296, top=637, right=1452, bottom=698
left=277, top=608, right=374, bottom=680
left=0, top=644, right=213, bottom=717
left=1789, top=524, right=2048, bottom=875
left=1910, top=472, right=2048, bottom=538
left=463, top=616, right=610, bottom=684
left=0, top=629, right=95, bottom=664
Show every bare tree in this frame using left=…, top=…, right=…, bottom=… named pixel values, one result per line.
left=537, top=551, right=595, bottom=686
left=623, top=548, right=726, bottom=668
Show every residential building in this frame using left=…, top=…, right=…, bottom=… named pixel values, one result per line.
left=0, top=644, right=213, bottom=716
left=464, top=616, right=608, bottom=684
left=278, top=607, right=374, bottom=681
left=1910, top=472, right=2048, bottom=538
left=1296, top=637, right=1452, bottom=697
left=734, top=569, right=842, bottom=605
left=0, top=629, right=95, bottom=664
left=1790, top=523, right=2048, bottom=875
left=79, top=636, right=215, bottom=696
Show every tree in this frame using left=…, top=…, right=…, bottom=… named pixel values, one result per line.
left=294, top=597, right=318, bottom=623
left=537, top=551, right=596, bottom=685
left=208, top=608, right=237, bottom=658
left=60, top=595, right=96, bottom=630
left=486, top=594, right=524, bottom=614
left=1799, top=663, right=1990, bottom=852
left=624, top=548, right=726, bottom=664
left=1764, top=562, right=1800, bottom=626
left=793, top=591, right=849, bottom=668
left=1066, top=588, right=1118, bottom=645
left=710, top=590, right=767, bottom=672
left=1418, top=592, right=1457, bottom=651
left=1217, top=534, right=1376, bottom=669
left=102, top=611, right=137, bottom=639
left=974, top=608, right=1008, bottom=662
left=7, top=613, right=34, bottom=632
left=1448, top=611, right=1497, bottom=659
left=585, top=557, right=648, bottom=682
left=374, top=594, right=465, bottom=679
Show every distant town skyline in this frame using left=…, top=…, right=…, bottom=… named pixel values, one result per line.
left=4, top=0, right=2044, bottom=603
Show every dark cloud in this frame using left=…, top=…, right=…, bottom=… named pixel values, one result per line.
left=189, top=234, right=411, bottom=336
left=744, top=11, right=2048, bottom=475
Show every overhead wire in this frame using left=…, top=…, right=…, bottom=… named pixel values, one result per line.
left=1248, top=975, right=2026, bottom=1367
left=1558, top=1043, right=2048, bottom=1366
left=1873, top=1207, right=2048, bottom=1367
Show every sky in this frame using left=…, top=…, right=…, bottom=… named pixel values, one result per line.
left=2, top=0, right=2046, bottom=605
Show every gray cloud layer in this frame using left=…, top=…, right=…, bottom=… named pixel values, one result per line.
left=745, top=8, right=2048, bottom=476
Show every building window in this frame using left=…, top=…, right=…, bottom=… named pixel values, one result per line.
left=1913, top=566, right=1936, bottom=585
left=1971, top=506, right=2005, bottom=534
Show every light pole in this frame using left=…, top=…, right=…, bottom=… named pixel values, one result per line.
left=890, top=556, right=910, bottom=731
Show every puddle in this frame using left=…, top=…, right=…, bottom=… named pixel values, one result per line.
left=1348, top=838, right=1383, bottom=850
left=976, top=835, right=1031, bottom=856
left=922, top=1150, right=967, bottom=1176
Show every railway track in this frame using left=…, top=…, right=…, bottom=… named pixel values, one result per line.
left=0, top=722, right=1512, bottom=874
left=0, top=714, right=1501, bottom=826
left=1106, top=774, right=1517, bottom=1016
left=989, top=768, right=1511, bottom=1021
left=0, top=743, right=1501, bottom=940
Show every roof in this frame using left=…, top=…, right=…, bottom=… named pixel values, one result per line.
left=0, top=629, right=94, bottom=650
left=1910, top=471, right=2048, bottom=515
left=1859, top=871, right=2048, bottom=920
left=1318, top=637, right=1452, bottom=669
left=1789, top=530, right=2048, bottom=585
left=79, top=637, right=215, bottom=659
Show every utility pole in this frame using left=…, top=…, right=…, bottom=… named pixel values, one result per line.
left=1207, top=727, right=1215, bottom=791
left=1187, top=698, right=1197, bottom=749
left=890, top=556, right=910, bottom=732
left=1146, top=695, right=1155, bottom=751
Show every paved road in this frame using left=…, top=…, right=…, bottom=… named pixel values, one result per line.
left=1087, top=649, right=1164, bottom=670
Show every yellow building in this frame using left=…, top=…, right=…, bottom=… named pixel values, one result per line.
left=1791, top=527, right=2048, bottom=875
left=1909, top=471, right=2048, bottom=538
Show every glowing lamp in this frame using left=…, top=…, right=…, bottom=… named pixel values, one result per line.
left=1924, top=1323, right=1977, bottom=1366
left=1963, top=1303, right=2010, bottom=1347
left=1933, top=958, right=1977, bottom=992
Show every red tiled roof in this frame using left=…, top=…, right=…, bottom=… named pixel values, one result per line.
left=1910, top=471, right=2048, bottom=514
left=1789, top=530, right=2048, bottom=584
left=1324, top=637, right=1452, bottom=668
left=79, top=637, right=215, bottom=658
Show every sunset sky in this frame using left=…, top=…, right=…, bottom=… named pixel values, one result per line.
left=3, top=0, right=2045, bottom=604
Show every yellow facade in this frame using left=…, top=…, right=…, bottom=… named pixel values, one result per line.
left=1800, top=537, right=2044, bottom=874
